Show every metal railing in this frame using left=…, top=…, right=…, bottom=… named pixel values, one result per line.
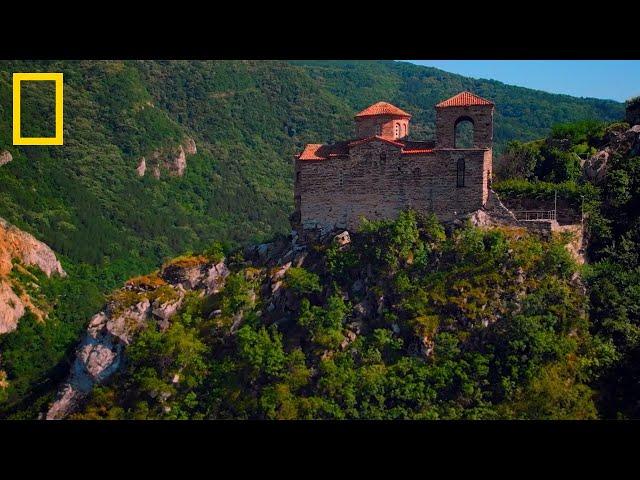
left=512, top=210, right=557, bottom=222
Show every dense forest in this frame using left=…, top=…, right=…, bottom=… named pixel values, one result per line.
left=0, top=60, right=633, bottom=418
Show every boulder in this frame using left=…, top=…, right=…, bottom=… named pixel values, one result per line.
left=0, top=150, right=12, bottom=166
left=205, top=261, right=230, bottom=294
left=136, top=157, right=146, bottom=177
left=183, top=137, right=197, bottom=155
left=333, top=231, right=351, bottom=246
left=0, top=281, right=25, bottom=334
left=161, top=260, right=207, bottom=290
left=169, top=145, right=187, bottom=177
left=583, top=150, right=609, bottom=184
left=152, top=292, right=185, bottom=331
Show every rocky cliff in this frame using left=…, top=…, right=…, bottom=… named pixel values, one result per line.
left=582, top=123, right=640, bottom=185
left=46, top=212, right=588, bottom=420
left=47, top=255, right=228, bottom=419
left=136, top=137, right=197, bottom=179
left=0, top=217, right=66, bottom=334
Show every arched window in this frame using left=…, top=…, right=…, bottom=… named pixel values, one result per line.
left=296, top=171, right=301, bottom=183
left=456, top=158, right=465, bottom=187
left=454, top=116, right=474, bottom=148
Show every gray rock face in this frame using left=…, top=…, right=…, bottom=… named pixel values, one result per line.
left=161, top=262, right=207, bottom=290
left=47, top=258, right=229, bottom=419
left=583, top=125, right=640, bottom=184
left=468, top=189, right=519, bottom=227
left=583, top=150, right=609, bottom=184
left=171, top=146, right=187, bottom=177
left=46, top=299, right=152, bottom=420
left=205, top=261, right=230, bottom=294
left=152, top=292, right=185, bottom=331
left=0, top=150, right=12, bottom=166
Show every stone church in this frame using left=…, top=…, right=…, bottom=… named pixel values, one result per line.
left=292, top=91, right=495, bottom=234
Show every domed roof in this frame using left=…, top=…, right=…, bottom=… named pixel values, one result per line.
left=355, top=102, right=411, bottom=118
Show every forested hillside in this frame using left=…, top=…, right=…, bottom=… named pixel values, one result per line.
left=0, top=61, right=623, bottom=277
left=35, top=106, right=640, bottom=421
left=0, top=61, right=627, bottom=417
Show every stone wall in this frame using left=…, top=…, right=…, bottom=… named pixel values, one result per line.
left=294, top=139, right=491, bottom=233
left=355, top=116, right=409, bottom=140
left=436, top=105, right=493, bottom=149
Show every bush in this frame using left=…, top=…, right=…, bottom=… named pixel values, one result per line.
left=493, top=179, right=599, bottom=210
left=551, top=119, right=606, bottom=146
left=285, top=267, right=322, bottom=295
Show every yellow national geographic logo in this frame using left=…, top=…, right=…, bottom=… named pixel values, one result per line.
left=12, top=73, right=64, bottom=146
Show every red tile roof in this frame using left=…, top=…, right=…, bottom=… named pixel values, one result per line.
left=348, top=136, right=405, bottom=148
left=298, top=144, right=325, bottom=161
left=402, top=148, right=434, bottom=155
left=435, top=91, right=494, bottom=108
left=355, top=102, right=411, bottom=118
left=298, top=142, right=350, bottom=161
left=297, top=139, right=435, bottom=161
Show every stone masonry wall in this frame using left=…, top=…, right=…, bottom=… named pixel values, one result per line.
left=294, top=140, right=491, bottom=234
left=436, top=105, right=493, bottom=149
left=356, top=116, right=409, bottom=140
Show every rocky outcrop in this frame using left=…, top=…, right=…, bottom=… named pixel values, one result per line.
left=467, top=189, right=520, bottom=228
left=46, top=299, right=152, bottom=420
left=0, top=150, right=12, bottom=166
left=583, top=124, right=640, bottom=185
left=583, top=150, right=609, bottom=184
left=183, top=137, right=197, bottom=155
left=47, top=256, right=229, bottom=419
left=136, top=137, right=196, bottom=179
left=136, top=157, right=146, bottom=177
left=0, top=218, right=66, bottom=278
left=0, top=217, right=65, bottom=333
left=0, top=281, right=25, bottom=334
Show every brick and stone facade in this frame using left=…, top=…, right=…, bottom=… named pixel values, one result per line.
left=293, top=92, right=495, bottom=235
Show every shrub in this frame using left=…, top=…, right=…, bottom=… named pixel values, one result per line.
left=285, top=267, right=321, bottom=295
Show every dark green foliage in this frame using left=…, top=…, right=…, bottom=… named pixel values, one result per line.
left=551, top=119, right=606, bottom=146
left=495, top=111, right=640, bottom=419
